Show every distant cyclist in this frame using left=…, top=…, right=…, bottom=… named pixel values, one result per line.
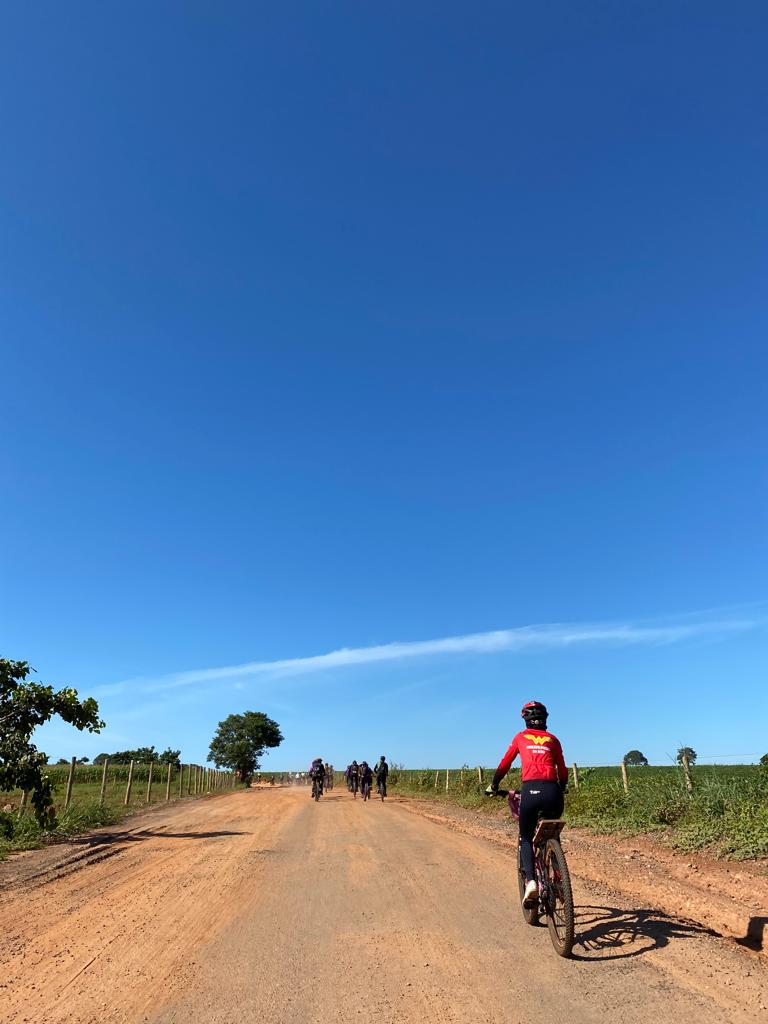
left=490, top=701, right=567, bottom=908
left=347, top=760, right=359, bottom=796
left=359, top=761, right=373, bottom=800
left=309, top=758, right=326, bottom=798
left=374, top=756, right=389, bottom=799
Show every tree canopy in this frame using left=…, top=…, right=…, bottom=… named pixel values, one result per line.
left=623, top=749, right=649, bottom=767
left=0, top=658, right=103, bottom=823
left=208, top=711, right=283, bottom=783
left=92, top=746, right=180, bottom=766
left=676, top=746, right=697, bottom=765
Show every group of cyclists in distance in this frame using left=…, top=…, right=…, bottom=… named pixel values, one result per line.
left=306, top=702, right=565, bottom=909
left=307, top=756, right=389, bottom=801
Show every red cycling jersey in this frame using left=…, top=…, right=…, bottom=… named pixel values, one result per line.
left=494, top=729, right=567, bottom=785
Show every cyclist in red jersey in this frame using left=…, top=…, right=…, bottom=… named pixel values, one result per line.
left=490, top=701, right=568, bottom=907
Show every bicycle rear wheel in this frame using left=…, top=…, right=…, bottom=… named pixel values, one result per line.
left=543, top=839, right=574, bottom=956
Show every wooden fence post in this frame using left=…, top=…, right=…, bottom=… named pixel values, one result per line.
left=99, top=758, right=110, bottom=805
left=445, top=769, right=449, bottom=793
left=64, top=756, right=77, bottom=810
left=681, top=754, right=694, bottom=793
left=178, top=763, right=185, bottom=797
left=165, top=763, right=172, bottom=801
left=571, top=763, right=579, bottom=791
left=124, top=760, right=134, bottom=805
left=146, top=762, right=154, bottom=804
left=434, top=770, right=439, bottom=789
left=18, top=790, right=29, bottom=819
left=477, top=766, right=484, bottom=784
left=620, top=761, right=629, bottom=793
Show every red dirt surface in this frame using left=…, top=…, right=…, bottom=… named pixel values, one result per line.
left=1, top=787, right=766, bottom=1023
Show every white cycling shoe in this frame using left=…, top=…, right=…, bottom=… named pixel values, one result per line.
left=522, top=880, right=538, bottom=908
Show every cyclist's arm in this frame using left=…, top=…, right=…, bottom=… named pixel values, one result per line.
left=554, top=739, right=568, bottom=789
left=491, top=735, right=519, bottom=790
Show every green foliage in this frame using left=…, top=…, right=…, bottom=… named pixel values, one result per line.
left=388, top=762, right=768, bottom=861
left=623, top=749, right=648, bottom=767
left=676, top=746, right=697, bottom=765
left=0, top=659, right=103, bottom=824
left=0, top=800, right=120, bottom=860
left=208, top=711, right=283, bottom=783
left=760, top=753, right=768, bottom=767
left=565, top=764, right=768, bottom=859
left=92, top=746, right=180, bottom=766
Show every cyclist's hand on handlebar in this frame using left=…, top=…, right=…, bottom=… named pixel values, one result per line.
left=484, top=783, right=498, bottom=796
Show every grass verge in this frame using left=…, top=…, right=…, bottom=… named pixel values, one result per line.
left=388, top=764, right=768, bottom=861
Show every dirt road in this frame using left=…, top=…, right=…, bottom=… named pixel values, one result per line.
left=2, top=787, right=766, bottom=1024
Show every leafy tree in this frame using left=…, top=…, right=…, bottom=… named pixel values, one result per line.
left=93, top=745, right=181, bottom=766
left=208, top=711, right=283, bottom=783
left=623, top=749, right=649, bottom=767
left=55, top=757, right=69, bottom=765
left=759, top=753, right=768, bottom=767
left=0, top=659, right=103, bottom=823
left=676, top=746, right=697, bottom=765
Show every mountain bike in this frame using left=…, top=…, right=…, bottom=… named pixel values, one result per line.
left=350, top=776, right=358, bottom=798
left=486, top=787, right=574, bottom=957
left=361, top=778, right=372, bottom=801
left=377, top=778, right=387, bottom=801
left=311, top=777, right=323, bottom=802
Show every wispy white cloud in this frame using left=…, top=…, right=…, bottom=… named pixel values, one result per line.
left=95, top=610, right=761, bottom=699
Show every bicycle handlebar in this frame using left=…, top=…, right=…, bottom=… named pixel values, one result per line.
left=484, top=785, right=510, bottom=797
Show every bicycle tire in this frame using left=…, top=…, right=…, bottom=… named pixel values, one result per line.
left=543, top=839, right=574, bottom=957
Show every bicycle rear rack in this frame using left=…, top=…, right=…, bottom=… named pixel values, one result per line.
left=532, top=818, right=565, bottom=845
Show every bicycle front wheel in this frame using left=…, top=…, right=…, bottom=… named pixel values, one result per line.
left=543, top=839, right=574, bottom=957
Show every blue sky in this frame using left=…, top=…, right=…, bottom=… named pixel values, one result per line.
left=2, top=3, right=766, bottom=769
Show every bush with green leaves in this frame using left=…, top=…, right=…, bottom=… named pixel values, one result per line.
left=0, top=659, right=103, bottom=824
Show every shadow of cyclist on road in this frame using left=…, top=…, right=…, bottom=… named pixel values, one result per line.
left=572, top=904, right=717, bottom=961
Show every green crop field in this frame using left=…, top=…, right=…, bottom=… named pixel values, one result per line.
left=0, top=762, right=240, bottom=860
left=386, top=762, right=768, bottom=861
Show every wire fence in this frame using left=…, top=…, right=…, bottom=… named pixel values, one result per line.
left=256, top=761, right=762, bottom=798
left=4, top=758, right=239, bottom=817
